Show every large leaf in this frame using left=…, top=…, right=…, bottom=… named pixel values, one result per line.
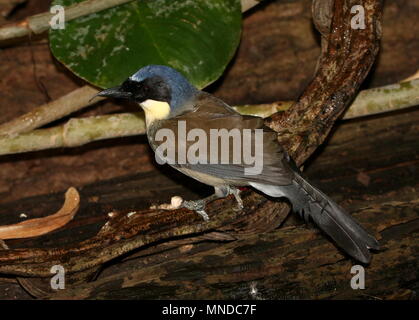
left=49, top=0, right=242, bottom=89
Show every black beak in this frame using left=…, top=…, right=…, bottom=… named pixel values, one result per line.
left=93, top=86, right=133, bottom=100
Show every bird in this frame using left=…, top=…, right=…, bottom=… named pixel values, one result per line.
left=96, top=64, right=379, bottom=264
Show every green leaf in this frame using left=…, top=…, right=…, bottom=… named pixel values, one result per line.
left=49, top=0, right=242, bottom=89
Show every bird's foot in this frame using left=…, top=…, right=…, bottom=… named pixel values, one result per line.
left=182, top=199, right=210, bottom=221
left=229, top=187, right=244, bottom=212
left=181, top=186, right=245, bottom=221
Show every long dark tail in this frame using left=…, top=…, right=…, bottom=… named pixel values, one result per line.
left=250, top=173, right=379, bottom=263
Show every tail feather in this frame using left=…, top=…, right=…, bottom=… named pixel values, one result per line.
left=250, top=173, right=379, bottom=263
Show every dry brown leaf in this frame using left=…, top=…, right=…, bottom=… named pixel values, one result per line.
left=0, top=187, right=80, bottom=239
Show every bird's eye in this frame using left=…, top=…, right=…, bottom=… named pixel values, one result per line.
left=122, top=80, right=138, bottom=92
left=142, top=85, right=150, bottom=93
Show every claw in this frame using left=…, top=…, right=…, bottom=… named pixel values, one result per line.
left=197, top=210, right=209, bottom=221
left=180, top=186, right=245, bottom=221
left=229, top=187, right=244, bottom=212
left=182, top=200, right=209, bottom=221
left=182, top=199, right=205, bottom=211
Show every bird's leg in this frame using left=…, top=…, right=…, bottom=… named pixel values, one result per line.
left=182, top=186, right=230, bottom=221
left=228, top=186, right=244, bottom=212
left=182, top=186, right=244, bottom=221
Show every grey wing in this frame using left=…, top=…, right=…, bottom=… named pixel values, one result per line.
left=181, top=130, right=295, bottom=186
left=151, top=92, right=295, bottom=186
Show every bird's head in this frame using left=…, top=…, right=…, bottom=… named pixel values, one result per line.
left=96, top=65, right=198, bottom=125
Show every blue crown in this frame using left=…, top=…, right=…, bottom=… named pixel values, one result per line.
left=130, top=65, right=198, bottom=110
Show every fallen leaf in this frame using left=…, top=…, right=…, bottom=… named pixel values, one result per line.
left=0, top=187, right=80, bottom=240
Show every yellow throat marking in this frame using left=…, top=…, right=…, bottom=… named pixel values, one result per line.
left=140, top=99, right=171, bottom=126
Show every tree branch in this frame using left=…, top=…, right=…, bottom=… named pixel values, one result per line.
left=267, top=0, right=383, bottom=165
left=0, top=112, right=145, bottom=155
left=0, top=0, right=134, bottom=42
left=0, top=86, right=103, bottom=136
left=46, top=199, right=419, bottom=299
left=0, top=78, right=416, bottom=156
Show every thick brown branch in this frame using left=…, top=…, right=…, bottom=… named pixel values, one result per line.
left=267, top=0, right=383, bottom=165
left=19, top=200, right=419, bottom=299
left=0, top=191, right=288, bottom=276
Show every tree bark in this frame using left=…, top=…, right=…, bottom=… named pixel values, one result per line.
left=45, top=200, right=419, bottom=300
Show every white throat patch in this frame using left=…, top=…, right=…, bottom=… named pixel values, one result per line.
left=140, top=99, right=171, bottom=126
